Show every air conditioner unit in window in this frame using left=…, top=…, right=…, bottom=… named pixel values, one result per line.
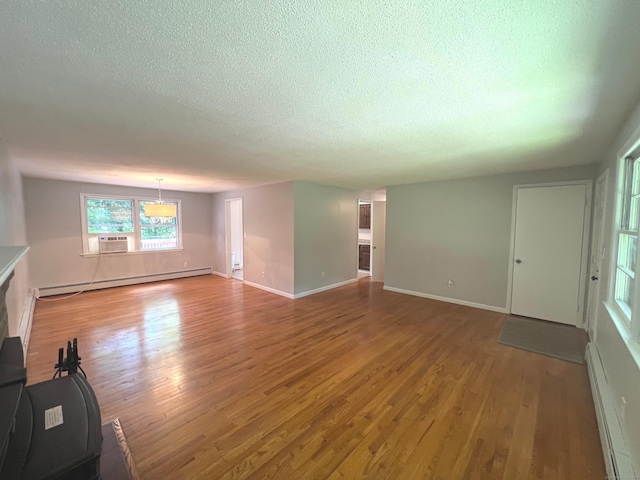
left=98, top=236, right=128, bottom=254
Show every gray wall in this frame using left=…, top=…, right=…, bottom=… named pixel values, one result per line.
left=595, top=98, right=640, bottom=474
left=212, top=182, right=295, bottom=295
left=385, top=164, right=598, bottom=309
left=0, top=144, right=30, bottom=337
left=23, top=177, right=213, bottom=289
left=294, top=181, right=358, bottom=295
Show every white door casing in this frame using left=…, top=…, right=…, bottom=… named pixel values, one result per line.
left=586, top=171, right=608, bottom=339
left=372, top=201, right=386, bottom=282
left=510, top=183, right=590, bottom=326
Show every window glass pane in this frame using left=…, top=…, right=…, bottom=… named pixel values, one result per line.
left=615, top=268, right=634, bottom=317
left=139, top=201, right=178, bottom=225
left=86, top=199, right=134, bottom=233
left=630, top=196, right=640, bottom=232
left=632, top=159, right=640, bottom=195
left=617, top=233, right=637, bottom=273
left=140, top=225, right=178, bottom=250
left=139, top=201, right=178, bottom=250
left=622, top=158, right=635, bottom=229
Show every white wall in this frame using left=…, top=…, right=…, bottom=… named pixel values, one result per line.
left=294, top=181, right=358, bottom=295
left=0, top=143, right=31, bottom=338
left=385, top=165, right=598, bottom=310
left=23, top=177, right=213, bottom=291
left=212, top=182, right=295, bottom=295
left=358, top=230, right=372, bottom=242
left=595, top=98, right=640, bottom=475
left=358, top=189, right=387, bottom=202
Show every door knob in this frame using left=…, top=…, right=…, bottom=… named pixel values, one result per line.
left=591, top=276, right=598, bottom=281
left=515, top=259, right=522, bottom=264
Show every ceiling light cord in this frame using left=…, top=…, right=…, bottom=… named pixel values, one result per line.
left=157, top=178, right=163, bottom=204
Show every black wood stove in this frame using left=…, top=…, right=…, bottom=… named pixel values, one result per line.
left=0, top=337, right=102, bottom=479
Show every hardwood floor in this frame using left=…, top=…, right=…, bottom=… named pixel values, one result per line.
left=26, top=276, right=605, bottom=479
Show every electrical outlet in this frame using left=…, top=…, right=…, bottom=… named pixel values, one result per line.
left=321, top=272, right=325, bottom=278
left=262, top=271, right=265, bottom=278
left=621, top=396, right=626, bottom=419
left=183, top=261, right=188, bottom=267
left=447, top=279, right=454, bottom=287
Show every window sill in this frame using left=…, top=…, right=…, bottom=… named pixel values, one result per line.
left=81, top=248, right=184, bottom=257
left=603, top=301, right=640, bottom=370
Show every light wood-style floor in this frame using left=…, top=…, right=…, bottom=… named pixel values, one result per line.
left=26, top=276, right=605, bottom=479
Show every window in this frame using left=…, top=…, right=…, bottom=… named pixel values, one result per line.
left=81, top=194, right=181, bottom=254
left=139, top=201, right=179, bottom=250
left=614, top=157, right=639, bottom=323
left=612, top=153, right=640, bottom=345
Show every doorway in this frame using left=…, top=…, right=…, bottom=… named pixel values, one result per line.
left=509, top=182, right=592, bottom=326
left=225, top=198, right=244, bottom=281
left=358, top=201, right=372, bottom=278
left=357, top=200, right=386, bottom=282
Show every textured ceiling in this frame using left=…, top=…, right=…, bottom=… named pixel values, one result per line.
left=1, top=1, right=640, bottom=192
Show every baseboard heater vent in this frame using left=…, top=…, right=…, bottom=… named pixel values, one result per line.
left=17, top=288, right=37, bottom=360
left=38, top=267, right=212, bottom=297
left=586, top=343, right=637, bottom=480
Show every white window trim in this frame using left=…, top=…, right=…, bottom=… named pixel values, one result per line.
left=80, top=193, right=183, bottom=255
left=136, top=198, right=183, bottom=252
left=608, top=128, right=640, bottom=345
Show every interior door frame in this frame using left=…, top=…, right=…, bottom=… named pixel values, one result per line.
left=586, top=170, right=609, bottom=341
left=506, top=180, right=593, bottom=327
left=371, top=201, right=386, bottom=283
left=224, top=197, right=243, bottom=279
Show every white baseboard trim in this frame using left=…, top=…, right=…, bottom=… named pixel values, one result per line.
left=37, top=267, right=213, bottom=297
left=382, top=286, right=508, bottom=313
left=243, top=280, right=294, bottom=299
left=294, top=278, right=359, bottom=299
left=212, top=270, right=228, bottom=278
left=17, top=288, right=36, bottom=360
left=586, top=343, right=637, bottom=480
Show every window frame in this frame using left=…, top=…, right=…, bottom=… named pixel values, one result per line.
left=611, top=153, right=640, bottom=345
left=612, top=157, right=637, bottom=327
left=137, top=199, right=181, bottom=251
left=80, top=193, right=183, bottom=255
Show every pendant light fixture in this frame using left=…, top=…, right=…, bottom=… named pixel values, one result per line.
left=144, top=178, right=177, bottom=218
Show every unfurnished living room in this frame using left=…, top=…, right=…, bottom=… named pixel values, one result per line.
left=1, top=2, right=640, bottom=479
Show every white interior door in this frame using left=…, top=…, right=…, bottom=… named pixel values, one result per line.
left=586, top=172, right=607, bottom=339
left=511, top=184, right=587, bottom=325
left=372, top=201, right=386, bottom=282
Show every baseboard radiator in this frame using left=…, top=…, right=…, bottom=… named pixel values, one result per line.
left=586, top=343, right=637, bottom=480
left=17, top=288, right=37, bottom=359
left=37, top=267, right=213, bottom=297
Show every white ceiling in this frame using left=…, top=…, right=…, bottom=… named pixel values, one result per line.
left=1, top=1, right=640, bottom=193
